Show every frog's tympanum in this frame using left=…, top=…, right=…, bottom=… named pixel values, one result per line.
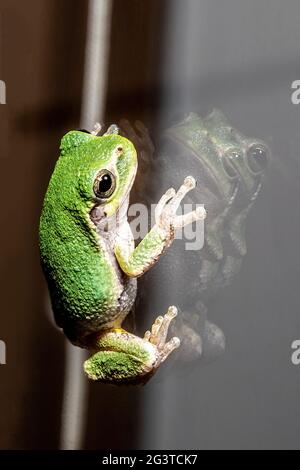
left=39, top=125, right=206, bottom=384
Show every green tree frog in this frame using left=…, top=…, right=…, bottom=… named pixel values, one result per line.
left=39, top=124, right=206, bottom=384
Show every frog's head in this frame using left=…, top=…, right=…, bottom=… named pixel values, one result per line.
left=163, top=110, right=270, bottom=210
left=203, top=109, right=270, bottom=201
left=55, top=127, right=137, bottom=230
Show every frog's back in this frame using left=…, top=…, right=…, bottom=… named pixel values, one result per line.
left=39, top=164, right=136, bottom=346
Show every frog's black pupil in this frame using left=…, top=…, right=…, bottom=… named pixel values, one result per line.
left=252, top=148, right=264, bottom=159
left=248, top=146, right=268, bottom=172
left=99, top=174, right=112, bottom=193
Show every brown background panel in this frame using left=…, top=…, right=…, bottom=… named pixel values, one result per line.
left=0, top=0, right=87, bottom=449
left=105, top=0, right=167, bottom=125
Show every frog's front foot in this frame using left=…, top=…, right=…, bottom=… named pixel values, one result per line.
left=155, top=177, right=206, bottom=237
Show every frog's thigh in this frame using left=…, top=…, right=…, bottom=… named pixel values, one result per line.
left=84, top=330, right=155, bottom=383
left=84, top=306, right=180, bottom=383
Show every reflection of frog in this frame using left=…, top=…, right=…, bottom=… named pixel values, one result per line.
left=121, top=110, right=269, bottom=365
left=163, top=110, right=269, bottom=291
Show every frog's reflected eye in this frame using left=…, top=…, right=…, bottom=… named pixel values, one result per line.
left=246, top=144, right=269, bottom=173
left=93, top=170, right=116, bottom=199
left=222, top=150, right=241, bottom=178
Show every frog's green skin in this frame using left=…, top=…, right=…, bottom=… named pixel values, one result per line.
left=39, top=127, right=205, bottom=383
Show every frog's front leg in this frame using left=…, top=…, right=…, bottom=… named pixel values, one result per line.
left=84, top=306, right=180, bottom=383
left=84, top=177, right=206, bottom=383
left=114, top=176, right=206, bottom=277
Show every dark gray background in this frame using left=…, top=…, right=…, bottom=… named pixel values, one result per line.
left=141, top=0, right=300, bottom=450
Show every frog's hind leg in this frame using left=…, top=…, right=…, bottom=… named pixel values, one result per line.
left=84, top=306, right=180, bottom=384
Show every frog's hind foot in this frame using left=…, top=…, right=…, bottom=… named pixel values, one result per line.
left=143, top=305, right=180, bottom=367
left=84, top=306, right=180, bottom=384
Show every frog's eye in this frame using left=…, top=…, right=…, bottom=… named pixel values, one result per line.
left=93, top=169, right=116, bottom=199
left=222, top=150, right=240, bottom=178
left=246, top=144, right=269, bottom=173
